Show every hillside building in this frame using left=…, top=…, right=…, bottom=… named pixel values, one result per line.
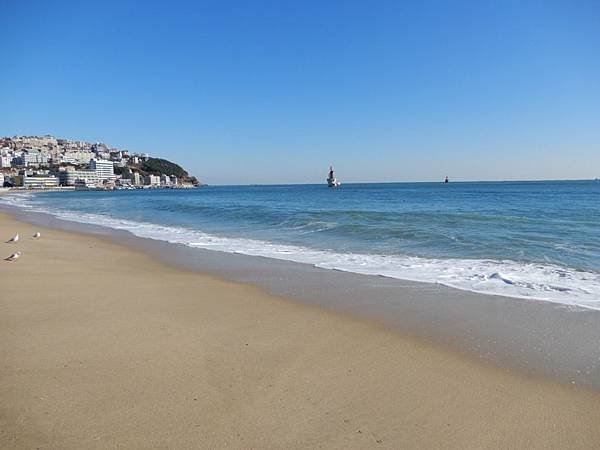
left=90, top=158, right=115, bottom=181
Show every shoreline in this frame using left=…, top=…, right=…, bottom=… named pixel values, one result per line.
left=3, top=188, right=599, bottom=312
left=2, top=211, right=600, bottom=448
left=4, top=201, right=600, bottom=391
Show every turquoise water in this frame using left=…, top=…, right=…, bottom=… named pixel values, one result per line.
left=5, top=180, right=600, bottom=308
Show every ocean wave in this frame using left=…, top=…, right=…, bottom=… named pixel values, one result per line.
left=2, top=193, right=600, bottom=310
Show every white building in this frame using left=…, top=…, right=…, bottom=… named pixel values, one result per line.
left=61, top=151, right=93, bottom=165
left=22, top=149, right=48, bottom=166
left=160, top=174, right=171, bottom=186
left=93, top=149, right=111, bottom=160
left=0, top=154, right=11, bottom=168
left=144, top=174, right=160, bottom=186
left=89, top=159, right=115, bottom=181
left=131, top=171, right=142, bottom=186
left=23, top=175, right=59, bottom=189
left=58, top=169, right=100, bottom=186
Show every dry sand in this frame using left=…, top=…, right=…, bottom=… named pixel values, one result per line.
left=1, top=212, right=600, bottom=449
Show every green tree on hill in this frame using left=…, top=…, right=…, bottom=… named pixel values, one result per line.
left=141, top=158, right=188, bottom=178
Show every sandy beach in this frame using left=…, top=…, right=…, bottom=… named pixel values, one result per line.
left=1, top=211, right=600, bottom=449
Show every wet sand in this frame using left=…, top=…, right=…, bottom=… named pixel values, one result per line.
left=2, top=212, right=600, bottom=449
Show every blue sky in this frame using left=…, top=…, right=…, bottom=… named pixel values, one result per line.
left=1, top=0, right=599, bottom=184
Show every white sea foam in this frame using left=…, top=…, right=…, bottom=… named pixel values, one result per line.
left=2, top=193, right=600, bottom=310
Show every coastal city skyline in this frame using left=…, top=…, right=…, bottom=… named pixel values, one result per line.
left=0, top=134, right=200, bottom=189
left=1, top=1, right=599, bottom=184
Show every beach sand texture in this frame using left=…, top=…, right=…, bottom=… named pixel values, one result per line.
left=1, top=212, right=600, bottom=449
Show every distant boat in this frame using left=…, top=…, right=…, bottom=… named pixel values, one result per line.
left=327, top=166, right=341, bottom=187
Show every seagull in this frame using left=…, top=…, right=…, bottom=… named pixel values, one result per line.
left=6, top=233, right=19, bottom=243
left=33, top=232, right=41, bottom=239
left=4, top=251, right=21, bottom=261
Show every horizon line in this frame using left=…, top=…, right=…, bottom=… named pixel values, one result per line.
left=205, top=178, right=600, bottom=187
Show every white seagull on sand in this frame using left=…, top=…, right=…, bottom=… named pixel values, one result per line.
left=5, top=251, right=21, bottom=261
left=33, top=232, right=41, bottom=238
left=6, top=233, right=19, bottom=243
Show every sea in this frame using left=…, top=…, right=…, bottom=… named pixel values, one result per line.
left=3, top=180, right=600, bottom=310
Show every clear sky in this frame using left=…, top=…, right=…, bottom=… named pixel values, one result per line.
left=1, top=0, right=599, bottom=184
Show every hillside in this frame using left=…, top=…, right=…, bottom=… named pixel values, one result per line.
left=129, top=158, right=201, bottom=185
